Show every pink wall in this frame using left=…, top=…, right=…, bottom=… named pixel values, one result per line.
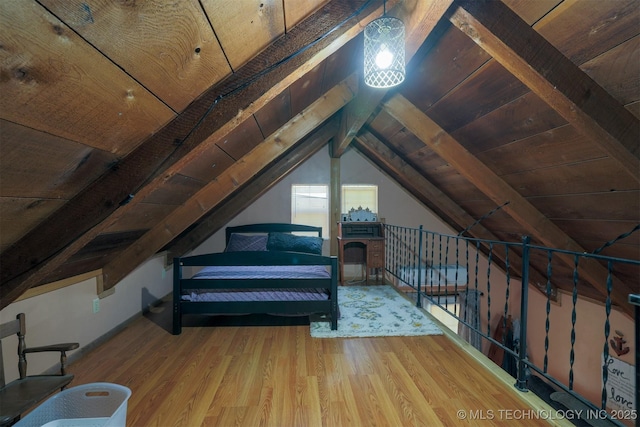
left=527, top=289, right=635, bottom=409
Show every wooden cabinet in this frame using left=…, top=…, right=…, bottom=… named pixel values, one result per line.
left=337, top=222, right=384, bottom=285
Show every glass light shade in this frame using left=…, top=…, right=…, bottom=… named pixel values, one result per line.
left=364, top=16, right=405, bottom=88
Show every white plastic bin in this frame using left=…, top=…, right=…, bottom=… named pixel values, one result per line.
left=15, top=383, right=131, bottom=427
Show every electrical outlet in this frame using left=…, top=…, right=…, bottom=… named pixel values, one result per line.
left=92, top=298, right=100, bottom=314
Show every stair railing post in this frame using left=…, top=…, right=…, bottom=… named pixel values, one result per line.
left=416, top=225, right=424, bottom=308
left=516, top=235, right=531, bottom=391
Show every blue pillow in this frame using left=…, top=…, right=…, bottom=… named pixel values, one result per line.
left=267, top=232, right=323, bottom=255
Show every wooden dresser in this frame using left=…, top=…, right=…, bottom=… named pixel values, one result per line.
left=337, top=222, right=385, bottom=285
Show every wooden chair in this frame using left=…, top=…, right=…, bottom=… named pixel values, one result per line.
left=0, top=313, right=79, bottom=426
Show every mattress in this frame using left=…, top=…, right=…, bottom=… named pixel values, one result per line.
left=181, top=264, right=331, bottom=302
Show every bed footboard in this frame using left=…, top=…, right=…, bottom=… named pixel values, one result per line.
left=173, top=257, right=183, bottom=335
left=172, top=253, right=338, bottom=335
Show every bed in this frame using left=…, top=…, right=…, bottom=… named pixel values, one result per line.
left=172, top=223, right=338, bottom=335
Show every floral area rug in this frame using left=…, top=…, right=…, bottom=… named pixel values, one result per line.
left=310, top=285, right=442, bottom=338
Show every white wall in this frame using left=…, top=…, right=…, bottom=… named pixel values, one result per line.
left=0, top=254, right=173, bottom=383
left=341, top=147, right=454, bottom=235
left=193, top=145, right=455, bottom=256
left=193, top=146, right=333, bottom=256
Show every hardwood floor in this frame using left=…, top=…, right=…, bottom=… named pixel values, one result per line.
left=65, top=307, right=569, bottom=427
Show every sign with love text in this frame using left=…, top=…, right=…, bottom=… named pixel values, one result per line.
left=601, top=354, right=636, bottom=412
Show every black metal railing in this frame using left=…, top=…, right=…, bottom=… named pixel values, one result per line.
left=629, top=293, right=639, bottom=424
left=384, top=224, right=639, bottom=425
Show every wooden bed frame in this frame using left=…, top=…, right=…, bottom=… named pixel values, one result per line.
left=172, top=223, right=338, bottom=335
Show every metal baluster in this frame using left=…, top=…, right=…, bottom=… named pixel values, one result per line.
left=502, top=244, right=510, bottom=345
left=464, top=238, right=469, bottom=319
left=410, top=227, right=415, bottom=287
left=430, top=232, right=435, bottom=296
left=416, top=226, right=424, bottom=307
left=407, top=228, right=412, bottom=288
left=403, top=227, right=408, bottom=285
left=634, top=294, right=640, bottom=419
left=454, top=237, right=460, bottom=311
left=384, top=224, right=389, bottom=278
left=569, top=254, right=579, bottom=390
left=469, top=241, right=480, bottom=331
left=427, top=231, right=431, bottom=301
left=516, top=236, right=530, bottom=391
left=407, top=227, right=412, bottom=288
left=438, top=234, right=443, bottom=302
left=444, top=236, right=450, bottom=310
left=393, top=226, right=399, bottom=284
left=400, top=226, right=404, bottom=283
left=601, top=261, right=613, bottom=409
left=394, top=227, right=400, bottom=284
left=474, top=241, right=480, bottom=295
left=544, top=250, right=553, bottom=374
left=487, top=242, right=493, bottom=337
left=396, top=226, right=401, bottom=283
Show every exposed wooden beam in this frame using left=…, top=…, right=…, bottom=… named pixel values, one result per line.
left=329, top=154, right=341, bottom=257
left=102, top=75, right=359, bottom=288
left=0, top=1, right=382, bottom=308
left=333, top=84, right=383, bottom=157
left=354, top=131, right=557, bottom=300
left=383, top=94, right=634, bottom=315
left=166, top=116, right=340, bottom=260
left=332, top=0, right=454, bottom=157
left=356, top=132, right=469, bottom=231
left=449, top=0, right=640, bottom=182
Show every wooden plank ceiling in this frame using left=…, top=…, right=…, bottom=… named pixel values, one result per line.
left=1, top=0, right=638, bottom=313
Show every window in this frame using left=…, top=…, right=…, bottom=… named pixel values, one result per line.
left=291, top=185, right=329, bottom=237
left=342, top=185, right=378, bottom=214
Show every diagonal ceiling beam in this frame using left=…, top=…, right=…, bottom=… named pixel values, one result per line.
left=449, top=0, right=640, bottom=182
left=383, top=94, right=634, bottom=316
left=332, top=0, right=454, bottom=157
left=165, top=116, right=340, bottom=260
left=0, top=0, right=383, bottom=307
left=101, top=75, right=359, bottom=288
left=356, top=132, right=484, bottom=232
left=354, top=131, right=557, bottom=300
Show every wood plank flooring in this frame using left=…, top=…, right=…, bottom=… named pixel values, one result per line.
left=64, top=307, right=569, bottom=427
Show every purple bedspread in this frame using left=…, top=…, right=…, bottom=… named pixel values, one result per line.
left=191, top=265, right=331, bottom=279
left=181, top=265, right=331, bottom=302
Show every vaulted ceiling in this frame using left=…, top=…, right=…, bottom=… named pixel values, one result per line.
left=1, top=0, right=638, bottom=314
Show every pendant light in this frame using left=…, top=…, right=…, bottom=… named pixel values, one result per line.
left=363, top=1, right=405, bottom=88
